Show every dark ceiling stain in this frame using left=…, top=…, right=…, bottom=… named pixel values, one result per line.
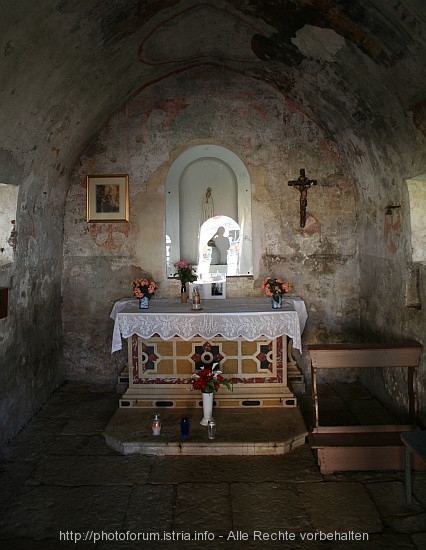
left=411, top=97, right=426, bottom=138
left=251, top=33, right=305, bottom=65
left=56, top=0, right=181, bottom=42
left=245, top=0, right=415, bottom=67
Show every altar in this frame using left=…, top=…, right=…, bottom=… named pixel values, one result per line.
left=111, top=297, right=307, bottom=409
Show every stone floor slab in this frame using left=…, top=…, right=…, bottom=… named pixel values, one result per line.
left=411, top=532, right=426, bottom=550
left=232, top=481, right=312, bottom=532
left=47, top=434, right=119, bottom=456
left=412, top=474, right=426, bottom=507
left=148, top=449, right=322, bottom=484
left=34, top=454, right=154, bottom=485
left=0, top=485, right=130, bottom=540
left=384, top=512, right=426, bottom=534
left=298, top=481, right=383, bottom=533
left=0, top=461, right=35, bottom=510
left=173, top=482, right=233, bottom=536
left=124, top=484, right=176, bottom=532
left=366, top=480, right=423, bottom=517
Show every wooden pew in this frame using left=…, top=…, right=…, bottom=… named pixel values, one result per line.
left=307, top=343, right=424, bottom=473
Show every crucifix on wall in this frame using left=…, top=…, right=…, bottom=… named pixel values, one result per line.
left=288, top=168, right=317, bottom=227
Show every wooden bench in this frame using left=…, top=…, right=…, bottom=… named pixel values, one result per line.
left=307, top=343, right=423, bottom=473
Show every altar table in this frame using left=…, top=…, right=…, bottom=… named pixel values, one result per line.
left=110, top=297, right=307, bottom=408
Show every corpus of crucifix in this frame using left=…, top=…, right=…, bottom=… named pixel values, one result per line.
left=288, top=169, right=317, bottom=227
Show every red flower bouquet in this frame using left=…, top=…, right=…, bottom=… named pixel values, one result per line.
left=191, top=364, right=232, bottom=394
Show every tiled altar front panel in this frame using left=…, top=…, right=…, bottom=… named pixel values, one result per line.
left=121, top=334, right=295, bottom=408
left=129, top=334, right=285, bottom=387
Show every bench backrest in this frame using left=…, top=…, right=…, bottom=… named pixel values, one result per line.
left=307, top=343, right=422, bottom=429
left=308, top=344, right=422, bottom=369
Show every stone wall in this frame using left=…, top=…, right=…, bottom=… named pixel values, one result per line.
left=1, top=0, right=425, bottom=450
left=63, top=67, right=359, bottom=385
left=0, top=168, right=68, bottom=446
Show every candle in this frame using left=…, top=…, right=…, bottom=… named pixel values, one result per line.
left=151, top=414, right=161, bottom=436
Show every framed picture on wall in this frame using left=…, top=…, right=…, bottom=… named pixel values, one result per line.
left=86, top=174, right=129, bottom=222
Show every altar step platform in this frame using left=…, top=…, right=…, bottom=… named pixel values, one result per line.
left=108, top=359, right=308, bottom=455
left=116, top=362, right=306, bottom=408
left=103, top=406, right=309, bottom=456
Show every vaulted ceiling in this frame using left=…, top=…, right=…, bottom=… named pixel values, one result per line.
left=1, top=0, right=425, bottom=186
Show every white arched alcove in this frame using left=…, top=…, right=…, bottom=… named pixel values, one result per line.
left=406, top=173, right=426, bottom=263
left=0, top=183, right=19, bottom=266
left=165, top=145, right=253, bottom=277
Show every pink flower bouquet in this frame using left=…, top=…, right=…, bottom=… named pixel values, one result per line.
left=173, top=259, right=197, bottom=284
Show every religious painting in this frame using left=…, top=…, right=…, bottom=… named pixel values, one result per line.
left=86, top=174, right=129, bottom=222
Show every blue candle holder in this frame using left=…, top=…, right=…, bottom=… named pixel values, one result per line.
left=180, top=417, right=190, bottom=438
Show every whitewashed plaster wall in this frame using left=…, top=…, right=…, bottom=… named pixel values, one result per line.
left=63, top=67, right=358, bottom=384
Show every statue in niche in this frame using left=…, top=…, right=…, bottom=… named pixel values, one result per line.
left=288, top=168, right=317, bottom=228
left=202, top=187, right=214, bottom=223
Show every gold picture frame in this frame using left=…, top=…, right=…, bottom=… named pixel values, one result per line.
left=86, top=174, right=129, bottom=222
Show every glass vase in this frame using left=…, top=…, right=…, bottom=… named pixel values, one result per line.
left=207, top=419, right=217, bottom=440
left=271, top=295, right=282, bottom=309
left=139, top=296, right=149, bottom=309
left=180, top=282, right=187, bottom=303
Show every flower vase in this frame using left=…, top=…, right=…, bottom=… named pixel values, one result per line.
left=200, top=392, right=214, bottom=426
left=139, top=296, right=149, bottom=309
left=271, top=295, right=282, bottom=309
left=180, top=282, right=187, bottom=303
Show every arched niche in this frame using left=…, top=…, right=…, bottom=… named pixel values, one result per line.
left=406, top=173, right=426, bottom=263
left=165, top=145, right=253, bottom=277
left=0, top=183, right=19, bottom=267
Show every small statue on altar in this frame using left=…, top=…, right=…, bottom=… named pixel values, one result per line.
left=192, top=286, right=202, bottom=310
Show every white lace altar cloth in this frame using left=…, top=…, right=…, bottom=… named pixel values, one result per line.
left=110, top=297, right=307, bottom=354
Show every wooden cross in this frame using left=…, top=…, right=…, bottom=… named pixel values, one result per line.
left=288, top=168, right=317, bottom=227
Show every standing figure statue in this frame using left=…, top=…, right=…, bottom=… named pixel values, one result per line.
left=208, top=226, right=230, bottom=265
left=202, top=187, right=214, bottom=223
left=288, top=169, right=317, bottom=228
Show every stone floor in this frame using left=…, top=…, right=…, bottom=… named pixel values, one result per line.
left=0, top=382, right=425, bottom=549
